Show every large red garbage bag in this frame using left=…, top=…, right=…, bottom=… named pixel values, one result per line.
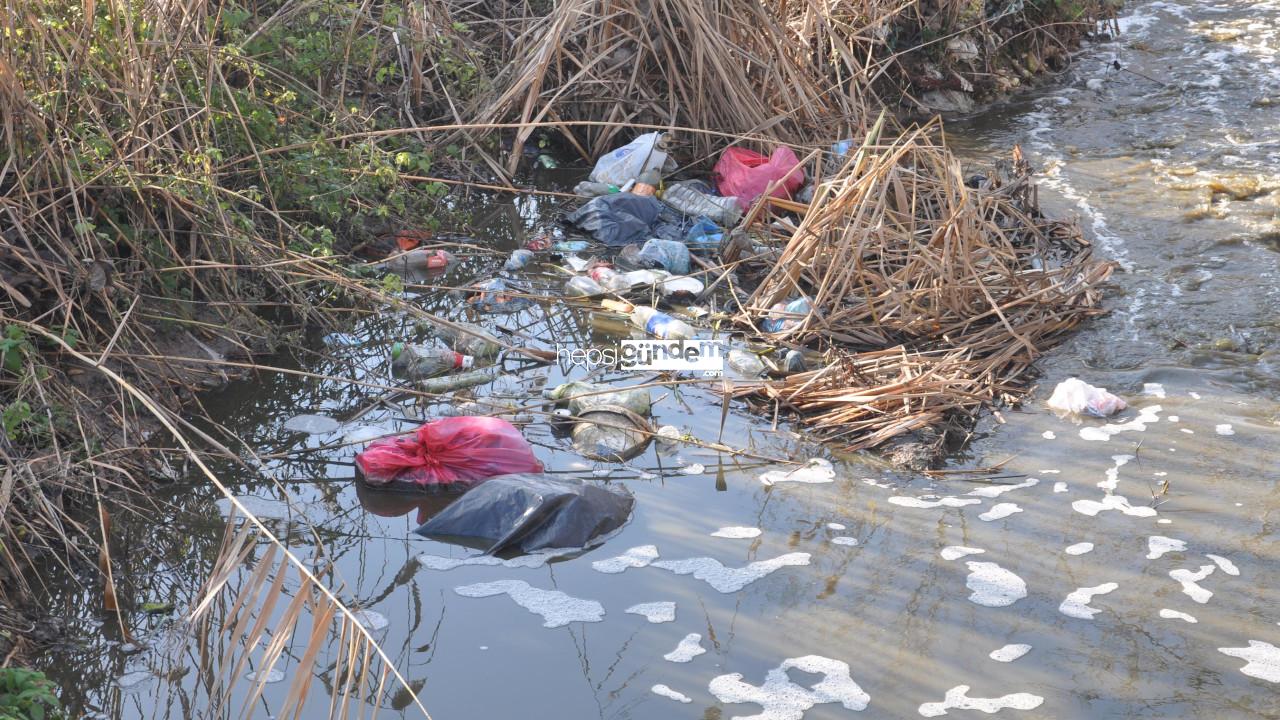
left=713, top=146, right=805, bottom=210
left=355, top=417, right=542, bottom=487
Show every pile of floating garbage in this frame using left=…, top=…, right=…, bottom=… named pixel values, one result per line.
left=348, top=121, right=1111, bottom=551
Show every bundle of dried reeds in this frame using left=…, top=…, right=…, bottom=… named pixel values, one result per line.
left=738, top=123, right=1112, bottom=458
left=468, top=0, right=867, bottom=169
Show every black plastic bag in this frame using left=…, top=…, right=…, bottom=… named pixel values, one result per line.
left=414, top=474, right=634, bottom=554
left=564, top=194, right=664, bottom=246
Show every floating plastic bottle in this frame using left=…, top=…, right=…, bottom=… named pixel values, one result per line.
left=380, top=248, right=454, bottom=274
left=565, top=276, right=605, bottom=297
left=574, top=181, right=621, bottom=197
left=544, top=381, right=653, bottom=417
left=415, top=369, right=500, bottom=394
left=761, top=298, right=811, bottom=333
left=589, top=265, right=633, bottom=293
left=630, top=306, right=696, bottom=340
left=554, top=240, right=590, bottom=253
left=391, top=344, right=474, bottom=379
left=782, top=349, right=806, bottom=373
left=536, top=154, right=558, bottom=169
left=630, top=169, right=660, bottom=197
left=660, top=181, right=742, bottom=226
left=727, top=349, right=766, bottom=378
left=436, top=322, right=504, bottom=358
left=504, top=249, right=535, bottom=271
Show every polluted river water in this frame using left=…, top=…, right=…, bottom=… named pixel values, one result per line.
left=35, top=0, right=1280, bottom=717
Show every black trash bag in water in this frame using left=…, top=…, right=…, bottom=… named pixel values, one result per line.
left=564, top=194, right=663, bottom=246
left=414, top=474, right=634, bottom=554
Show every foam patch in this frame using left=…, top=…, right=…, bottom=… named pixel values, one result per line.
left=1072, top=495, right=1158, bottom=518
left=989, top=644, right=1032, bottom=663
left=1206, top=554, right=1240, bottom=576
left=1042, top=430, right=1057, bottom=439
left=1215, top=424, right=1235, bottom=436
left=625, top=601, right=676, bottom=623
left=827, top=522, right=847, bottom=530
left=967, top=478, right=1039, bottom=498
left=351, top=609, right=388, bottom=630
left=652, top=553, right=811, bottom=593
left=591, top=545, right=659, bottom=574
left=1054, top=482, right=1069, bottom=493
left=940, top=546, right=984, bottom=561
left=454, top=580, right=604, bottom=628
left=888, top=496, right=982, bottom=509
left=964, top=562, right=1027, bottom=607
left=1059, top=583, right=1119, bottom=619
left=651, top=684, right=692, bottom=703
left=1159, top=609, right=1198, bottom=623
left=1218, top=641, right=1280, bottom=683
left=918, top=685, right=1043, bottom=717
left=1147, top=536, right=1187, bottom=560
left=831, top=536, right=858, bottom=546
left=708, top=655, right=870, bottom=719
left=1079, top=405, right=1162, bottom=442
left=1099, top=454, right=1135, bottom=491
left=663, top=633, right=706, bottom=663
left=1170, top=565, right=1215, bottom=603
left=759, top=458, right=836, bottom=486
left=979, top=503, right=1023, bottom=522
left=1065, top=542, right=1094, bottom=555
left=712, top=527, right=763, bottom=539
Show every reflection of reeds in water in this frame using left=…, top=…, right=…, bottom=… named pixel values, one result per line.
left=740, top=122, right=1113, bottom=457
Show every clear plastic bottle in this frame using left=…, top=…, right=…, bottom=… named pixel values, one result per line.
left=588, top=265, right=633, bottom=293
left=436, top=322, right=504, bottom=358
left=565, top=276, right=605, bottom=297
left=660, top=181, right=741, bottom=226
left=544, top=381, right=652, bottom=416
left=391, top=344, right=474, bottom=379
left=415, top=369, right=499, bottom=394
left=727, top=349, right=766, bottom=377
left=629, top=306, right=696, bottom=340
left=574, top=181, right=621, bottom=197
left=504, top=249, right=535, bottom=271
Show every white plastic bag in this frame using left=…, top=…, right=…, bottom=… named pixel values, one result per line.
left=589, top=132, right=675, bottom=186
left=1047, top=378, right=1127, bottom=418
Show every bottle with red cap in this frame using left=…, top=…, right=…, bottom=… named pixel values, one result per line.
left=391, top=343, right=474, bottom=379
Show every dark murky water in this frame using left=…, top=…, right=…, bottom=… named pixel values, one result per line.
left=35, top=1, right=1280, bottom=718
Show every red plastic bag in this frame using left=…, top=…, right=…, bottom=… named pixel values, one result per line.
left=355, top=417, right=542, bottom=487
left=713, top=147, right=805, bottom=210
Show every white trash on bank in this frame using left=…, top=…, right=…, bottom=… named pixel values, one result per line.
left=1047, top=378, right=1127, bottom=418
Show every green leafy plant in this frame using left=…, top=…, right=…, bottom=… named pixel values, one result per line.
left=0, top=668, right=62, bottom=720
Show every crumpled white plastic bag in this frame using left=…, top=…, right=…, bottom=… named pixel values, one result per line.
left=589, top=132, right=675, bottom=186
left=1047, top=378, right=1127, bottom=418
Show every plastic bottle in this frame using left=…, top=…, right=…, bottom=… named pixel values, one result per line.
left=525, top=234, right=552, bottom=251
left=544, top=381, right=653, bottom=416
left=565, top=276, right=605, bottom=297
left=589, top=265, right=633, bottom=293
left=504, top=249, right=535, bottom=271
left=381, top=248, right=454, bottom=274
left=727, top=349, right=766, bottom=378
left=554, top=240, right=590, bottom=253
left=783, top=349, right=806, bottom=373
left=391, top=343, right=474, bottom=379
left=622, top=269, right=670, bottom=286
left=660, top=181, right=742, bottom=226
left=636, top=238, right=690, bottom=274
left=436, top=322, right=504, bottom=358
left=574, top=181, right=621, bottom=197
left=536, top=154, right=558, bottom=169
left=631, top=169, right=660, bottom=197
left=415, top=369, right=499, bottom=394
left=630, top=306, right=696, bottom=340
left=761, top=298, right=811, bottom=333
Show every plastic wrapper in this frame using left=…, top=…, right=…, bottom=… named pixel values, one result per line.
left=1047, top=378, right=1127, bottom=418
left=355, top=417, right=542, bottom=487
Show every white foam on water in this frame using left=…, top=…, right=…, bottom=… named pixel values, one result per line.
left=1147, top=536, right=1188, bottom=560
left=1054, top=482, right=1069, bottom=493
left=591, top=545, right=659, bottom=574
left=827, top=522, right=847, bottom=530
left=712, top=526, right=762, bottom=539
left=1190, top=391, right=1202, bottom=399
left=1042, top=430, right=1056, bottom=439
left=1160, top=609, right=1198, bottom=623
left=1072, top=494, right=1158, bottom=518
left=1216, top=423, right=1236, bottom=435
left=1158, top=518, right=1172, bottom=524
left=651, top=684, right=693, bottom=703
left=964, top=562, right=1028, bottom=607
left=1206, top=554, right=1240, bottom=576
left=863, top=478, right=895, bottom=489
left=283, top=413, right=340, bottom=434
left=1219, top=641, right=1280, bottom=683
left=989, top=644, right=1033, bottom=663
left=1168, top=415, right=1180, bottom=423
left=968, top=478, right=1039, bottom=498
left=1170, top=565, right=1216, bottom=603
left=889, top=496, right=982, bottom=509
left=343, top=424, right=390, bottom=444
left=918, top=685, right=1044, bottom=717
left=652, top=553, right=811, bottom=594
left=117, top=670, right=152, bottom=692
left=681, top=463, right=705, bottom=475
left=454, top=579, right=604, bottom=628
left=1143, top=383, right=1166, bottom=398
left=351, top=609, right=388, bottom=631
left=831, top=536, right=858, bottom=546
left=1079, top=405, right=1162, bottom=442
left=1065, top=542, right=1094, bottom=555
left=663, top=633, right=706, bottom=663
left=246, top=669, right=285, bottom=683
left=708, top=655, right=870, bottom=718
left=940, top=546, right=984, bottom=561
left=1099, top=454, right=1135, bottom=491
left=759, top=458, right=836, bottom=486
left=626, top=601, right=676, bottom=623
left=417, top=551, right=565, bottom=571
left=1040, top=469, right=1061, bottom=474
left=1059, top=583, right=1119, bottom=619
left=1180, top=428, right=1195, bottom=434
left=979, top=503, right=1022, bottom=522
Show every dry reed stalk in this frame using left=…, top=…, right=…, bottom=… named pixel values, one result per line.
left=737, top=123, right=1112, bottom=459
